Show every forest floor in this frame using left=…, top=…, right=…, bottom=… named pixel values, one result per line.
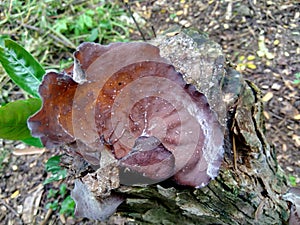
left=0, top=0, right=299, bottom=224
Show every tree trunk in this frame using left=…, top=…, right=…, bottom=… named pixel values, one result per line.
left=108, top=29, right=290, bottom=225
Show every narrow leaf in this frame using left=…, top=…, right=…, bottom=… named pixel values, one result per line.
left=0, top=39, right=45, bottom=97
left=0, top=98, right=42, bottom=140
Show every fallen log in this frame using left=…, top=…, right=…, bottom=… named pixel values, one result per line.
left=28, top=28, right=297, bottom=224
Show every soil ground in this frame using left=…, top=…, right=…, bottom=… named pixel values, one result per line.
left=0, top=1, right=299, bottom=224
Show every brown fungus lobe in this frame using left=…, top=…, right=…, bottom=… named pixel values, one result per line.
left=28, top=72, right=77, bottom=147
left=28, top=42, right=224, bottom=188
left=119, top=136, right=175, bottom=185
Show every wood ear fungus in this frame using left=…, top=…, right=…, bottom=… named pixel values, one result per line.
left=28, top=42, right=224, bottom=187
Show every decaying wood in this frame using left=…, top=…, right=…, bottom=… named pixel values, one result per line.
left=112, top=29, right=290, bottom=224
left=65, top=29, right=291, bottom=224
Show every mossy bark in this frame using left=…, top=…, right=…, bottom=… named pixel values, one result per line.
left=111, top=29, right=290, bottom=225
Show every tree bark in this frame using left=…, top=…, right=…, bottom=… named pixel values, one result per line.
left=107, top=29, right=290, bottom=225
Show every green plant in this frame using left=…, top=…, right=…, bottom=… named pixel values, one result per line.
left=52, top=1, right=132, bottom=45
left=169, top=13, right=177, bottom=20
left=293, top=72, right=300, bottom=85
left=0, top=0, right=133, bottom=70
left=44, top=155, right=67, bottom=184
left=0, top=37, right=44, bottom=147
left=46, top=183, right=75, bottom=216
left=44, top=156, right=75, bottom=216
left=289, top=175, right=297, bottom=187
left=60, top=195, right=76, bottom=216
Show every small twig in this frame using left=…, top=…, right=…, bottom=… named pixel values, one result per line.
left=0, top=76, right=11, bottom=90
left=47, top=26, right=76, bottom=49
left=40, top=208, right=53, bottom=225
left=124, top=2, right=146, bottom=41
left=19, top=22, right=76, bottom=49
left=12, top=147, right=46, bottom=156
left=232, top=134, right=238, bottom=170
left=254, top=198, right=266, bottom=221
left=230, top=113, right=239, bottom=171
left=8, top=0, right=13, bottom=15
left=245, top=23, right=257, bottom=39
left=225, top=0, right=233, bottom=20
left=151, top=26, right=156, bottom=38
left=0, top=199, right=19, bottom=217
left=248, top=0, right=257, bottom=15
left=211, top=0, right=219, bottom=16
left=73, top=0, right=89, bottom=5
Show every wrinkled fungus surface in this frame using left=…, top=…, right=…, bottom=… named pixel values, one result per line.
left=71, top=180, right=123, bottom=220
left=28, top=42, right=224, bottom=188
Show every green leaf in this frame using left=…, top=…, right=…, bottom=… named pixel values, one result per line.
left=44, top=169, right=67, bottom=184
left=47, top=189, right=59, bottom=199
left=289, top=175, right=297, bottom=187
left=86, top=9, right=95, bottom=16
left=77, top=15, right=86, bottom=31
left=96, top=7, right=105, bottom=17
left=100, top=21, right=112, bottom=30
left=22, top=136, right=44, bottom=147
left=87, top=28, right=99, bottom=42
left=0, top=98, right=42, bottom=140
left=0, top=35, right=10, bottom=47
left=54, top=18, right=68, bottom=33
left=46, top=200, right=59, bottom=210
left=59, top=183, right=67, bottom=197
left=83, top=14, right=93, bottom=28
left=44, top=155, right=67, bottom=184
left=0, top=39, right=45, bottom=97
left=60, top=196, right=75, bottom=216
left=45, top=155, right=63, bottom=173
